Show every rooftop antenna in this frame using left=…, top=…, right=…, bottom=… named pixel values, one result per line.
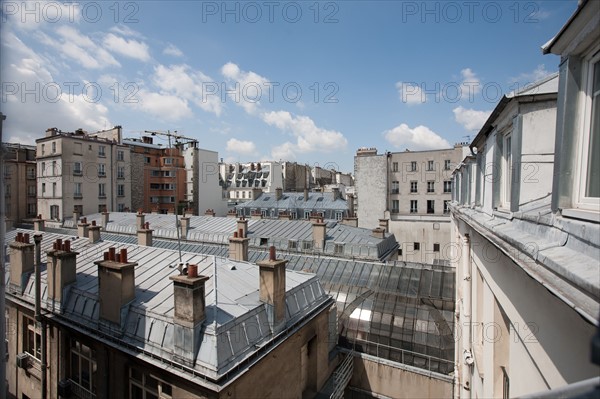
left=213, top=255, right=218, bottom=329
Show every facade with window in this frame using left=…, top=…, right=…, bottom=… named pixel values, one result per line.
left=2, top=143, right=37, bottom=225
left=355, top=145, right=467, bottom=263
left=36, top=126, right=131, bottom=221
left=452, top=7, right=600, bottom=396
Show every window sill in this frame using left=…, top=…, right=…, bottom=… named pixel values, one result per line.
left=561, top=208, right=600, bottom=224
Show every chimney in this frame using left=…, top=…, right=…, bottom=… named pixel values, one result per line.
left=88, top=220, right=102, bottom=243
left=257, top=246, right=287, bottom=332
left=77, top=217, right=89, bottom=238
left=34, top=215, right=45, bottom=231
left=169, top=266, right=209, bottom=365
left=278, top=212, right=292, bottom=220
left=47, top=239, right=78, bottom=306
left=137, top=222, right=153, bottom=247
left=229, top=229, right=249, bottom=262
left=347, top=194, right=355, bottom=216
left=236, top=217, right=248, bottom=238
left=101, top=212, right=110, bottom=229
left=304, top=188, right=309, bottom=202
left=275, top=187, right=282, bottom=201
left=312, top=219, right=326, bottom=251
left=378, top=218, right=389, bottom=233
left=227, top=209, right=238, bottom=218
left=95, top=248, right=137, bottom=325
left=341, top=217, right=358, bottom=228
left=73, top=209, right=81, bottom=223
left=372, top=227, right=385, bottom=239
left=204, top=209, right=215, bottom=217
left=9, top=233, right=34, bottom=291
left=331, top=187, right=340, bottom=201
left=251, top=210, right=262, bottom=220
left=180, top=216, right=190, bottom=237
left=136, top=210, right=145, bottom=230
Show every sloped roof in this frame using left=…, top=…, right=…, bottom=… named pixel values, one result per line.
left=5, top=229, right=331, bottom=384
left=238, top=191, right=349, bottom=211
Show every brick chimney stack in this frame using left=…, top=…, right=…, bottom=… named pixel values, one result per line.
left=180, top=216, right=190, bottom=238
left=47, top=238, right=78, bottom=306
left=275, top=187, right=283, bottom=201
left=229, top=229, right=250, bottom=262
left=34, top=214, right=45, bottom=231
left=236, top=217, right=248, bottom=238
left=169, top=266, right=209, bottom=366
left=137, top=222, right=153, bottom=247
left=95, top=247, right=137, bottom=325
left=372, top=227, right=386, bottom=239
left=378, top=218, right=389, bottom=233
left=101, top=212, right=110, bottom=229
left=88, top=220, right=102, bottom=243
left=9, top=232, right=34, bottom=291
left=256, top=246, right=287, bottom=332
left=312, top=219, right=327, bottom=251
left=77, top=217, right=89, bottom=238
left=136, top=210, right=145, bottom=230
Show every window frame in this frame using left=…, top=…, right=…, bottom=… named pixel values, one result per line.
left=573, top=48, right=600, bottom=211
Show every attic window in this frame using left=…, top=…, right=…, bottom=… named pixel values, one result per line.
left=260, top=238, right=268, bottom=246
left=288, top=240, right=297, bottom=250
left=263, top=197, right=270, bottom=201
left=316, top=197, right=324, bottom=202
left=298, top=196, right=304, bottom=200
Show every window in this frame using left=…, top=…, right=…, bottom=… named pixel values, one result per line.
left=23, top=315, right=41, bottom=360
left=27, top=167, right=35, bottom=179
left=304, top=210, right=311, bottom=219
left=118, top=203, right=125, bottom=212
left=444, top=180, right=452, bottom=193
left=98, top=164, right=106, bottom=177
left=70, top=339, right=97, bottom=394
left=427, top=200, right=435, bottom=214
left=51, top=161, right=57, bottom=175
left=444, top=159, right=451, bottom=170
left=444, top=200, right=450, bottom=214
left=410, top=161, right=417, bottom=172
left=391, top=181, right=399, bottom=194
left=410, top=181, right=418, bottom=193
left=392, top=199, right=399, bottom=214
left=502, top=133, right=512, bottom=208
left=117, top=166, right=125, bottom=179
left=74, top=142, right=82, bottom=155
left=577, top=52, right=600, bottom=207
left=41, top=162, right=45, bottom=176
left=42, top=183, right=46, bottom=195
left=74, top=205, right=82, bottom=214
left=52, top=183, right=56, bottom=197
left=129, top=368, right=172, bottom=399
left=427, top=160, right=434, bottom=171
left=164, top=158, right=173, bottom=165
left=335, top=211, right=343, bottom=221
left=144, top=157, right=151, bottom=164
left=392, top=162, right=398, bottom=172
left=98, top=183, right=106, bottom=198
left=98, top=204, right=106, bottom=213
left=41, top=144, right=45, bottom=155
left=117, top=150, right=124, bottom=161
left=27, top=185, right=36, bottom=197
left=413, top=242, right=420, bottom=251
left=427, top=181, right=435, bottom=193
left=74, top=183, right=82, bottom=198
left=433, top=243, right=440, bottom=252
left=73, top=162, right=82, bottom=175
left=302, top=241, right=313, bottom=250
left=27, top=203, right=36, bottom=216
left=117, top=184, right=125, bottom=197
left=98, top=146, right=106, bottom=157
left=288, top=240, right=298, bottom=250
left=410, top=200, right=418, bottom=213
left=334, top=243, right=344, bottom=255
left=5, top=184, right=10, bottom=196
left=51, top=142, right=56, bottom=153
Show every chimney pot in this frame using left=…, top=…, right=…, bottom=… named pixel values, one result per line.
left=233, top=231, right=238, bottom=238
left=238, top=228, right=244, bottom=238
left=92, top=220, right=96, bottom=226
left=188, top=264, right=198, bottom=278
left=104, top=252, right=109, bottom=261
left=56, top=238, right=62, bottom=249
left=120, top=248, right=127, bottom=263
left=269, top=245, right=276, bottom=261
left=64, top=240, right=70, bottom=252
left=16, top=232, right=23, bottom=242
left=115, top=253, right=121, bottom=263
left=109, top=247, right=116, bottom=261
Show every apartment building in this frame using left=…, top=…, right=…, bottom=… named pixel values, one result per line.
left=5, top=229, right=336, bottom=398
left=354, top=145, right=467, bottom=263
left=124, top=136, right=186, bottom=214
left=452, top=3, right=600, bottom=395
left=220, top=161, right=283, bottom=203
left=2, top=143, right=37, bottom=226
left=36, top=127, right=132, bottom=221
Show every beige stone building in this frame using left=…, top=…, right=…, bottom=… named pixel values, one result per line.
left=3, top=143, right=37, bottom=226
left=452, top=3, right=600, bottom=396
left=354, top=145, right=467, bottom=264
left=36, top=127, right=132, bottom=221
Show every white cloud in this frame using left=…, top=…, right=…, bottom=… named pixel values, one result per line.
left=509, top=64, right=553, bottom=85
left=383, top=124, right=451, bottom=150
left=133, top=89, right=192, bottom=121
left=226, top=138, right=257, bottom=155
left=271, top=142, right=297, bottom=161
left=109, top=25, right=145, bottom=39
left=36, top=26, right=120, bottom=69
left=152, top=64, right=222, bottom=116
left=103, top=33, right=151, bottom=62
left=453, top=106, right=492, bottom=131
left=459, top=68, right=481, bottom=101
left=221, top=62, right=270, bottom=114
left=262, top=110, right=348, bottom=157
left=1, top=30, right=112, bottom=141
left=396, top=82, right=426, bottom=105
left=3, top=1, right=81, bottom=31
left=163, top=43, right=183, bottom=57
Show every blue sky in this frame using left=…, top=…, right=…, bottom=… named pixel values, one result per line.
left=1, top=0, right=576, bottom=172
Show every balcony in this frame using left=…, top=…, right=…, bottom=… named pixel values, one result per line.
left=391, top=189, right=399, bottom=194
left=73, top=170, right=83, bottom=176
left=98, top=172, right=106, bottom=177
left=74, top=193, right=83, bottom=199
left=69, top=379, right=97, bottom=399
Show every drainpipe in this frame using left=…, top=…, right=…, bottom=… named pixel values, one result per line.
left=34, top=234, right=47, bottom=399
left=461, top=233, right=472, bottom=397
